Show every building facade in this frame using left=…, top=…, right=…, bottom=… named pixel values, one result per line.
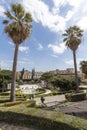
left=16, top=68, right=81, bottom=80
left=16, top=70, right=44, bottom=80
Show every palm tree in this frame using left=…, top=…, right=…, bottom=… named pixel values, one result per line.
left=3, top=4, right=32, bottom=101
left=63, top=25, right=83, bottom=91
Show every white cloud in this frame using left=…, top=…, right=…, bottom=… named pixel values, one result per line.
left=8, top=41, right=14, bottom=46
left=65, top=60, right=73, bottom=66
left=65, top=58, right=87, bottom=66
left=48, top=42, right=66, bottom=54
left=53, top=0, right=67, bottom=7
left=19, top=46, right=29, bottom=53
left=1, top=0, right=87, bottom=33
left=37, top=43, right=43, bottom=50
left=0, top=5, right=5, bottom=16
left=21, top=0, right=87, bottom=33
left=22, top=0, right=66, bottom=32
left=0, top=60, right=12, bottom=70
left=77, top=17, right=87, bottom=30
left=0, top=59, right=34, bottom=70
left=17, top=59, right=34, bottom=70
left=32, top=37, right=43, bottom=51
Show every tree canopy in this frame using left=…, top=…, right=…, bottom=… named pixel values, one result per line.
left=3, top=3, right=32, bottom=44
left=80, top=61, right=87, bottom=75
left=63, top=25, right=83, bottom=51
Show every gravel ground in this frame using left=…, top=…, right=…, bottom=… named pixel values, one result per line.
left=56, top=100, right=87, bottom=119
left=0, top=122, right=39, bottom=130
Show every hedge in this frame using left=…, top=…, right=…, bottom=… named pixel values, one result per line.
left=0, top=105, right=87, bottom=130
left=4, top=101, right=23, bottom=107
left=65, top=92, right=86, bottom=102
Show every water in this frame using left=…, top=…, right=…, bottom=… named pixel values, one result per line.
left=19, top=84, right=40, bottom=94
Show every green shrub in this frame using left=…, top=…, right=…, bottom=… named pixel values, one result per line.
left=35, top=88, right=46, bottom=95
left=36, top=104, right=47, bottom=108
left=52, top=92, right=59, bottom=95
left=24, top=100, right=36, bottom=107
left=51, top=76, right=77, bottom=91
left=0, top=108, right=87, bottom=130
left=0, top=91, right=10, bottom=96
left=16, top=97, right=26, bottom=101
left=4, top=101, right=23, bottom=107
left=15, top=92, right=26, bottom=101
left=65, top=92, right=86, bottom=102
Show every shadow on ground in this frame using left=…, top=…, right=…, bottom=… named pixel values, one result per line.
left=66, top=111, right=87, bottom=120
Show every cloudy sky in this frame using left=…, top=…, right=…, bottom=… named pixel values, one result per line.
left=0, top=0, right=87, bottom=72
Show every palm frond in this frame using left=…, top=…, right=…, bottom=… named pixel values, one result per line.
left=62, top=33, right=68, bottom=36
left=63, top=38, right=68, bottom=42
left=4, top=11, right=17, bottom=21
left=22, top=13, right=32, bottom=23
left=3, top=20, right=9, bottom=24
left=63, top=25, right=83, bottom=51
left=11, top=4, right=24, bottom=20
left=4, top=3, right=32, bottom=45
left=5, top=22, right=31, bottom=44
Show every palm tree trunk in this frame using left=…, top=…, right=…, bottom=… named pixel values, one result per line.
left=10, top=43, right=19, bottom=102
left=73, top=51, right=79, bottom=91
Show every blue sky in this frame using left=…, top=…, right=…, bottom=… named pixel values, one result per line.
left=0, top=0, right=87, bottom=72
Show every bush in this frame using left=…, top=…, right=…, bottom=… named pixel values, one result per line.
left=36, top=104, right=47, bottom=108
left=24, top=100, right=36, bottom=107
left=51, top=76, right=80, bottom=91
left=0, top=91, right=10, bottom=96
left=35, top=88, right=46, bottom=95
left=65, top=92, right=86, bottom=102
left=4, top=101, right=23, bottom=107
left=0, top=108, right=87, bottom=130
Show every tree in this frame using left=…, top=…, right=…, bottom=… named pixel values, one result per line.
left=63, top=25, right=83, bottom=91
left=31, top=68, right=35, bottom=80
left=41, top=72, right=53, bottom=88
left=3, top=4, right=32, bottom=101
left=80, top=61, right=87, bottom=77
left=20, top=68, right=25, bottom=80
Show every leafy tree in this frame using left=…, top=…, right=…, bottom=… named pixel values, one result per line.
left=41, top=72, right=53, bottom=87
left=0, top=70, right=12, bottom=81
left=41, top=72, right=53, bottom=81
left=3, top=4, right=32, bottom=101
left=80, top=61, right=87, bottom=76
left=63, top=25, right=83, bottom=91
left=51, top=76, right=76, bottom=91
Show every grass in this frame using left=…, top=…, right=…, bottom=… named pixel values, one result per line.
left=0, top=101, right=87, bottom=130
left=34, top=88, right=46, bottom=95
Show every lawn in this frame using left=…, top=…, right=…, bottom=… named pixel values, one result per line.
left=0, top=100, right=87, bottom=130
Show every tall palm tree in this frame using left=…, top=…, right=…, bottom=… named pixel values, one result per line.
left=63, top=25, right=83, bottom=91
left=3, top=4, right=32, bottom=101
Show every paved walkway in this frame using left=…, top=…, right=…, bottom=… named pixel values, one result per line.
left=35, top=95, right=65, bottom=106
left=55, top=100, right=87, bottom=119
left=0, top=122, right=39, bottom=130
left=36, top=85, right=87, bottom=105
left=79, top=85, right=87, bottom=89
